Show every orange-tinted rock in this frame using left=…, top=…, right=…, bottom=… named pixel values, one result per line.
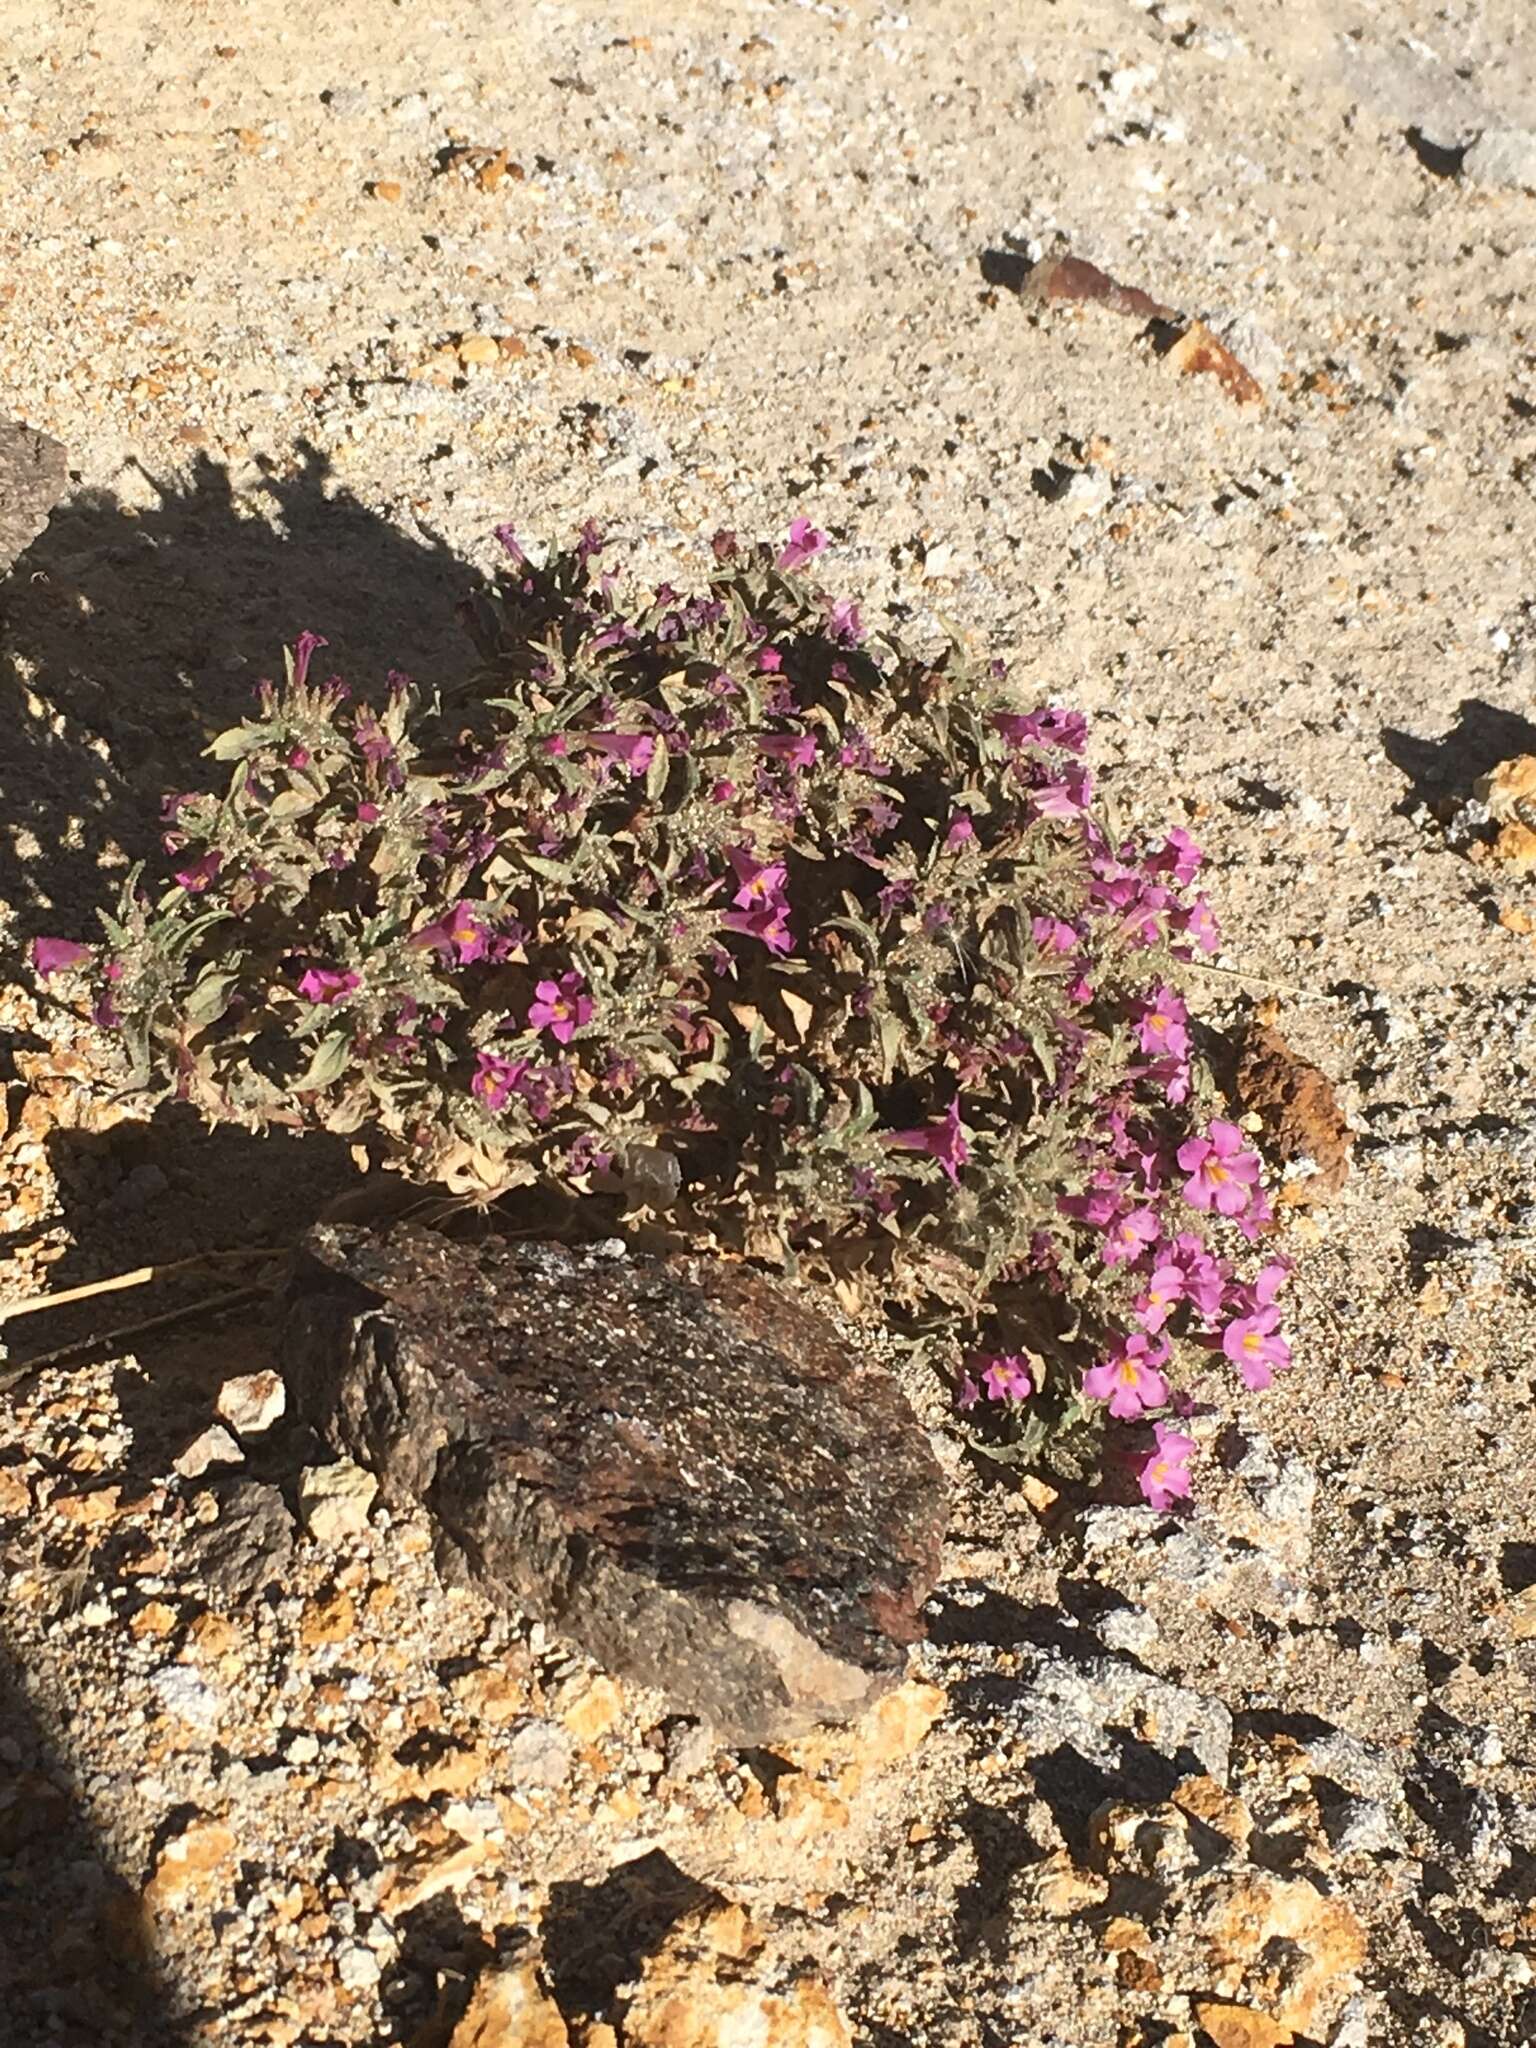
left=620, top=1902, right=852, bottom=2048
left=1197, top=1873, right=1366, bottom=2036
left=447, top=1952, right=569, bottom=2048
left=1192, top=2003, right=1295, bottom=2048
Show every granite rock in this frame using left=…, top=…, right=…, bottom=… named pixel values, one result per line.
left=284, top=1223, right=948, bottom=1742
left=0, top=418, right=67, bottom=579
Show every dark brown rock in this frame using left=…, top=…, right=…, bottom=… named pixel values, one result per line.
left=284, top=1224, right=949, bottom=1742
left=0, top=420, right=67, bottom=578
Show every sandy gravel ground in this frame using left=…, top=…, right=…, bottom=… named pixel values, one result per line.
left=3, top=2, right=1536, bottom=2044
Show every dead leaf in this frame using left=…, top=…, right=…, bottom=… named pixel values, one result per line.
left=778, top=988, right=816, bottom=1043
left=1235, top=1023, right=1353, bottom=1208
left=1162, top=317, right=1265, bottom=408
left=1021, top=253, right=1175, bottom=322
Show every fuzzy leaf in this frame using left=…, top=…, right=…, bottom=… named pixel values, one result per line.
left=294, top=1031, right=354, bottom=1093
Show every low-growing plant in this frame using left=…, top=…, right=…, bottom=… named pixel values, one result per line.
left=35, top=521, right=1292, bottom=1502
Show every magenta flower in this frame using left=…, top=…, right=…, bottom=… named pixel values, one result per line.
left=1134, top=1263, right=1187, bottom=1333
left=357, top=802, right=381, bottom=824
left=710, top=779, right=737, bottom=805
left=728, top=847, right=789, bottom=911
left=412, top=901, right=494, bottom=966
left=1134, top=987, right=1190, bottom=1060
left=1137, top=1422, right=1196, bottom=1510
left=721, top=903, right=795, bottom=955
left=31, top=937, right=93, bottom=979
left=776, top=517, right=828, bottom=572
left=944, top=811, right=976, bottom=849
left=1222, top=1307, right=1292, bottom=1390
left=588, top=730, right=656, bottom=775
left=1102, top=1205, right=1161, bottom=1268
left=978, top=1353, right=1033, bottom=1402
left=528, top=970, right=594, bottom=1045
left=885, top=1099, right=970, bottom=1185
left=291, top=629, right=328, bottom=687
left=472, top=1050, right=527, bottom=1111
left=174, top=849, right=222, bottom=893
left=297, top=966, right=359, bottom=1005
left=758, top=732, right=818, bottom=771
left=850, top=1164, right=897, bottom=1216
left=354, top=717, right=396, bottom=772
left=1177, top=1120, right=1261, bottom=1217
left=1083, top=1332, right=1170, bottom=1418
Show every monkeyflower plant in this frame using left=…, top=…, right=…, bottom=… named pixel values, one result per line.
left=35, top=522, right=1292, bottom=1504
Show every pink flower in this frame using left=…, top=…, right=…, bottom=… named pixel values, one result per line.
left=31, top=937, right=93, bottom=978
left=174, top=849, right=222, bottom=893
left=1150, top=827, right=1203, bottom=886
left=776, top=517, right=828, bottom=572
left=827, top=596, right=864, bottom=644
left=885, top=1100, right=970, bottom=1185
left=721, top=903, right=795, bottom=955
left=588, top=730, right=656, bottom=776
left=1177, top=1120, right=1261, bottom=1217
left=1176, top=894, right=1221, bottom=955
left=357, top=802, right=381, bottom=824
left=1083, top=1332, right=1170, bottom=1419
left=994, top=707, right=1088, bottom=754
left=944, top=811, right=976, bottom=849
left=1060, top=1172, right=1128, bottom=1230
left=710, top=779, right=737, bottom=805
left=1172, top=1233, right=1226, bottom=1318
left=1134, top=1263, right=1187, bottom=1333
left=1102, top=1205, right=1161, bottom=1268
left=757, top=646, right=783, bottom=672
left=1222, top=1306, right=1292, bottom=1390
left=1134, top=987, right=1190, bottom=1060
left=1137, top=1422, right=1196, bottom=1510
left=1027, top=778, right=1090, bottom=822
left=728, top=847, right=789, bottom=911
left=758, top=732, right=818, bottom=771
left=297, top=967, right=359, bottom=1005
left=1253, top=1258, right=1290, bottom=1306
left=472, top=1050, right=527, bottom=1111
left=528, top=971, right=594, bottom=1045
left=1144, top=1053, right=1192, bottom=1106
left=1032, top=916, right=1078, bottom=955
left=979, top=1354, right=1033, bottom=1402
